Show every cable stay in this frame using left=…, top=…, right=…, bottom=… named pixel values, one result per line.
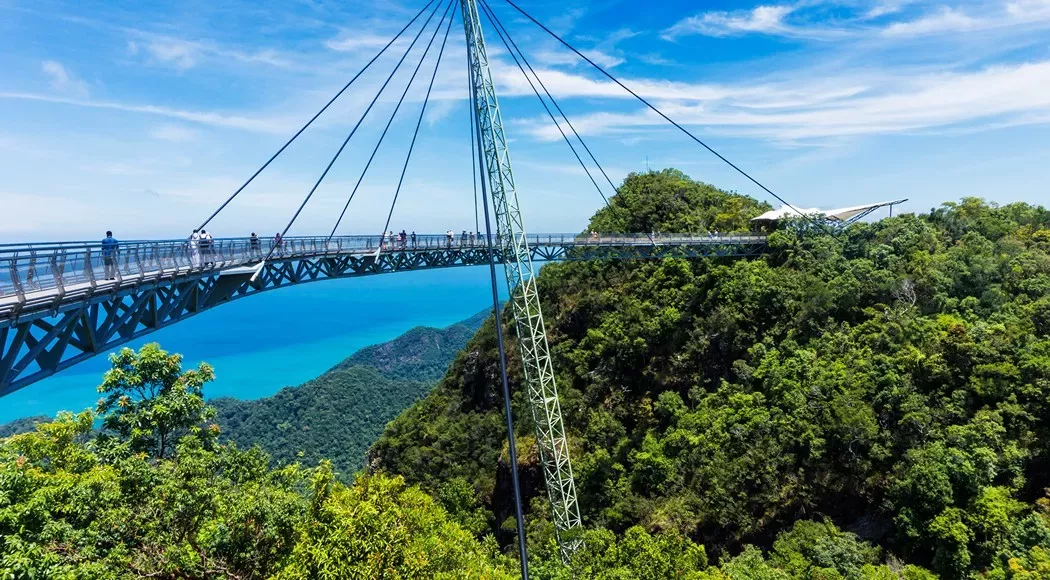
left=263, top=0, right=454, bottom=262
left=376, top=1, right=457, bottom=248
left=196, top=0, right=438, bottom=231
left=478, top=0, right=611, bottom=206
left=468, top=63, right=482, bottom=237
left=478, top=0, right=652, bottom=243
left=327, top=0, right=460, bottom=240
left=501, top=0, right=833, bottom=234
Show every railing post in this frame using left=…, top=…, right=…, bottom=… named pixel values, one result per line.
left=136, top=246, right=146, bottom=282
left=25, top=253, right=39, bottom=291
left=9, top=257, right=24, bottom=303
left=51, top=252, right=65, bottom=296
left=83, top=249, right=96, bottom=290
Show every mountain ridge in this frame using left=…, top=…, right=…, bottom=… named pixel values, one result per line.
left=211, top=310, right=490, bottom=476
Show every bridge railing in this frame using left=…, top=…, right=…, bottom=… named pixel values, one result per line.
left=0, top=233, right=766, bottom=303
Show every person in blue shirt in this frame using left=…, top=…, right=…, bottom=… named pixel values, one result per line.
left=101, top=231, right=119, bottom=280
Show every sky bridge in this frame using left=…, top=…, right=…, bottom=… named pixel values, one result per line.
left=0, top=232, right=766, bottom=397
left=0, top=0, right=860, bottom=569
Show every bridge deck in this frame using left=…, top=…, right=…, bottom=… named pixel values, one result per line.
left=0, top=233, right=766, bottom=395
left=0, top=233, right=764, bottom=322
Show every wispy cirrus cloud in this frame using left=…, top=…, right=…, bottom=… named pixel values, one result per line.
left=126, top=31, right=294, bottom=71
left=882, top=6, right=978, bottom=36
left=516, top=59, right=1050, bottom=142
left=664, top=0, right=1050, bottom=40
left=41, top=60, right=90, bottom=97
left=0, top=92, right=293, bottom=133
left=664, top=5, right=795, bottom=39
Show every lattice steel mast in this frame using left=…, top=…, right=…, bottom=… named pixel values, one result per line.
left=460, top=0, right=582, bottom=561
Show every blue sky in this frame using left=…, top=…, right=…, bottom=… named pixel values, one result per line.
left=1, top=0, right=1048, bottom=241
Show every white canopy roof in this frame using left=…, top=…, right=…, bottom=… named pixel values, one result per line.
left=751, top=200, right=907, bottom=222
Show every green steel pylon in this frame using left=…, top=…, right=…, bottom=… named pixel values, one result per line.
left=460, top=0, right=582, bottom=563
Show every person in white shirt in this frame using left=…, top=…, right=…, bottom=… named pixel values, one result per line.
left=189, top=229, right=201, bottom=267
left=200, top=230, right=215, bottom=266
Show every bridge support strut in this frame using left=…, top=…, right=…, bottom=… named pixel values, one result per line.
left=461, top=0, right=582, bottom=563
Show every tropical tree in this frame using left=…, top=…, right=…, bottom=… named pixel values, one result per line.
left=96, top=342, right=216, bottom=459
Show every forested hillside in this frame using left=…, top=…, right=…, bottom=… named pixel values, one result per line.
left=0, top=415, right=48, bottom=438
left=372, top=169, right=1050, bottom=577
left=212, top=313, right=486, bottom=476
left=1, top=343, right=941, bottom=578
left=0, top=345, right=515, bottom=578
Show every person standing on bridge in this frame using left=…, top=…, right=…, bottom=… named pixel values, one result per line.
left=469, top=231, right=475, bottom=247
left=200, top=229, right=214, bottom=267
left=411, top=231, right=417, bottom=249
left=101, top=231, right=119, bottom=280
left=273, top=233, right=283, bottom=256
left=189, top=229, right=201, bottom=267
left=249, top=233, right=260, bottom=258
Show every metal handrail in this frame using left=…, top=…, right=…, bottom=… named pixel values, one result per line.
left=0, top=233, right=767, bottom=301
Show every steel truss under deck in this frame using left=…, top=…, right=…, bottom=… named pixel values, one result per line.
left=0, top=237, right=766, bottom=398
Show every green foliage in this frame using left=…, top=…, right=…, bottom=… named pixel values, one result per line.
left=211, top=313, right=487, bottom=477
left=0, top=352, right=513, bottom=579
left=769, top=520, right=881, bottom=578
left=530, top=525, right=709, bottom=579
left=0, top=415, right=50, bottom=438
left=332, top=312, right=487, bottom=382
left=213, top=366, right=433, bottom=478
left=96, top=343, right=216, bottom=459
left=587, top=168, right=770, bottom=234
left=372, top=172, right=1050, bottom=578
left=275, top=469, right=513, bottom=579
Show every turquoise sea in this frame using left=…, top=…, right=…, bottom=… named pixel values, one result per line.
left=1, top=267, right=500, bottom=424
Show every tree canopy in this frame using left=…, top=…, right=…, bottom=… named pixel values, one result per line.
left=372, top=170, right=1050, bottom=577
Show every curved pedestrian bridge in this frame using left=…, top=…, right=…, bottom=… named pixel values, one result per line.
left=0, top=233, right=766, bottom=395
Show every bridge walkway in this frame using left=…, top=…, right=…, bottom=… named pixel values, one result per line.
left=0, top=233, right=767, bottom=395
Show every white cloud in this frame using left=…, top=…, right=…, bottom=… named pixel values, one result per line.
left=41, top=60, right=89, bottom=97
left=662, top=4, right=846, bottom=40
left=866, top=1, right=908, bottom=19
left=325, top=33, right=400, bottom=52
left=534, top=48, right=625, bottom=69
left=515, top=59, right=1050, bottom=142
left=487, top=60, right=865, bottom=109
left=665, top=0, right=1050, bottom=41
left=141, top=37, right=198, bottom=70
left=129, top=32, right=293, bottom=71
left=882, top=7, right=979, bottom=36
left=1007, top=0, right=1050, bottom=17
left=150, top=124, right=200, bottom=142
left=0, top=92, right=293, bottom=133
left=664, top=4, right=792, bottom=38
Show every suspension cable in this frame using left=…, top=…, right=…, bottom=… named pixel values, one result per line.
left=195, top=0, right=437, bottom=231
left=480, top=0, right=651, bottom=242
left=469, top=77, right=481, bottom=237
left=327, top=0, right=459, bottom=240
left=502, top=0, right=832, bottom=233
left=467, top=24, right=531, bottom=578
left=478, top=0, right=611, bottom=206
left=377, top=3, right=456, bottom=242
left=264, top=0, right=450, bottom=260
